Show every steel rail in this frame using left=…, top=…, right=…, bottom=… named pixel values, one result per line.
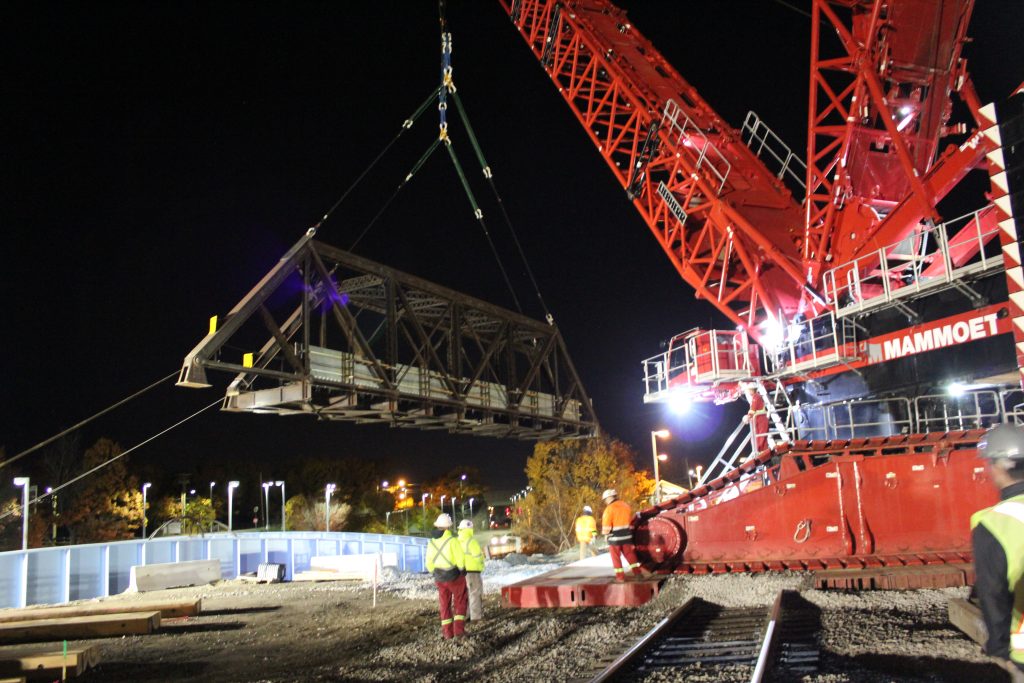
left=582, top=592, right=788, bottom=683
left=585, top=597, right=698, bottom=683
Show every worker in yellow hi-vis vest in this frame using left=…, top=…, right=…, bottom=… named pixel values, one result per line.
left=973, top=424, right=1024, bottom=682
left=457, top=519, right=485, bottom=623
left=575, top=505, right=598, bottom=559
left=426, top=513, right=467, bottom=639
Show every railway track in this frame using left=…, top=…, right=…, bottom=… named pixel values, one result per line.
left=577, top=590, right=820, bottom=682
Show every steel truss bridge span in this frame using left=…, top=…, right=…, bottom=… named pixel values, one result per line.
left=178, top=231, right=599, bottom=440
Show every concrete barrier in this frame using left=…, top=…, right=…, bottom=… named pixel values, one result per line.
left=307, top=553, right=394, bottom=580
left=128, top=559, right=221, bottom=593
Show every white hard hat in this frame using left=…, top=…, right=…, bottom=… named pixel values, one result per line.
left=583, top=505, right=593, bottom=514
left=979, top=424, right=1024, bottom=463
left=434, top=513, right=453, bottom=528
left=458, top=519, right=474, bottom=530
left=601, top=488, right=618, bottom=501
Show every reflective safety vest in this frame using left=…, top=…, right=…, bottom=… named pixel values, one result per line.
left=426, top=530, right=465, bottom=573
left=971, top=494, right=1024, bottom=665
left=458, top=528, right=485, bottom=572
left=575, top=514, right=597, bottom=544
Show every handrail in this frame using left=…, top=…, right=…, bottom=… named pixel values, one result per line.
left=741, top=111, right=807, bottom=196
left=661, top=99, right=732, bottom=195
left=823, top=207, right=1001, bottom=318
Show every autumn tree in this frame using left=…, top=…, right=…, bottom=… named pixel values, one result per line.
left=285, top=495, right=351, bottom=531
left=518, top=436, right=653, bottom=553
left=61, top=438, right=144, bottom=543
left=153, top=495, right=216, bottom=535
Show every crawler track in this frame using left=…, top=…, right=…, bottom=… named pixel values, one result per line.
left=578, top=590, right=820, bottom=682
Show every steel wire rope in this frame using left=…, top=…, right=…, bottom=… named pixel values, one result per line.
left=347, top=137, right=445, bottom=252
left=0, top=370, right=179, bottom=472
left=433, top=6, right=526, bottom=315
left=314, top=87, right=442, bottom=234
left=0, top=396, right=224, bottom=523
left=450, top=89, right=555, bottom=324
left=443, top=138, right=524, bottom=314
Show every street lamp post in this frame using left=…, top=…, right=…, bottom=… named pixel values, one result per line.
left=227, top=481, right=239, bottom=532
left=325, top=483, right=336, bottom=532
left=459, top=474, right=466, bottom=505
left=275, top=481, right=285, bottom=531
left=262, top=482, right=271, bottom=530
left=451, top=496, right=457, bottom=522
left=13, top=477, right=29, bottom=550
left=469, top=497, right=475, bottom=520
left=651, top=429, right=670, bottom=503
left=421, top=493, right=429, bottom=533
left=209, top=480, right=216, bottom=505
left=385, top=511, right=391, bottom=531
left=142, top=482, right=152, bottom=539
left=440, top=494, right=446, bottom=520
left=46, top=487, right=56, bottom=543
left=695, top=464, right=704, bottom=486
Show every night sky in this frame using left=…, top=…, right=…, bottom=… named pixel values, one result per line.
left=4, top=1, right=1022, bottom=494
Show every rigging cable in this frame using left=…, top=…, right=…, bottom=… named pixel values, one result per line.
left=0, top=370, right=179, bottom=472
left=450, top=89, right=555, bottom=324
left=0, top=396, right=224, bottom=523
left=347, top=137, right=444, bottom=252
left=315, top=86, right=442, bottom=233
left=435, top=10, right=525, bottom=314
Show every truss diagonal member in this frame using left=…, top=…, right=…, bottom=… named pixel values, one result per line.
left=393, top=284, right=462, bottom=399
left=307, top=246, right=395, bottom=392
left=462, top=320, right=511, bottom=396
left=510, top=331, right=559, bottom=403
left=258, top=305, right=306, bottom=375
left=177, top=229, right=316, bottom=388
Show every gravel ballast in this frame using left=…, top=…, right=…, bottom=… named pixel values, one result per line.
left=0, top=559, right=1006, bottom=682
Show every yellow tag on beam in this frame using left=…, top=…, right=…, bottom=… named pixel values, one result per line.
left=209, top=316, right=218, bottom=335
left=243, top=353, right=254, bottom=368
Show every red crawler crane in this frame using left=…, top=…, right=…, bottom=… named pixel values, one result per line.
left=499, top=0, right=1024, bottom=594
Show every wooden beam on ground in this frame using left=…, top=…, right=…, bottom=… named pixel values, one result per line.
left=0, top=611, right=160, bottom=644
left=0, top=645, right=100, bottom=680
left=0, top=598, right=201, bottom=624
left=948, top=597, right=988, bottom=645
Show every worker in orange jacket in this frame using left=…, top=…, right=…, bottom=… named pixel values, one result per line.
left=600, top=488, right=643, bottom=581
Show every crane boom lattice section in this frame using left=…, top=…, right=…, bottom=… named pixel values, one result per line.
left=505, top=0, right=808, bottom=341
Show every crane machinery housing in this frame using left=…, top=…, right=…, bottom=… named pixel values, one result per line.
left=499, top=0, right=1024, bottom=590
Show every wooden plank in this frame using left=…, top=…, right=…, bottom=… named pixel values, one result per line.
left=0, top=598, right=200, bottom=624
left=948, top=598, right=988, bottom=645
left=0, top=645, right=100, bottom=680
left=0, top=677, right=26, bottom=683
left=0, top=611, right=160, bottom=644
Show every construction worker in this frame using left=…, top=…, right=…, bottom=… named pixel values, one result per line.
left=600, top=489, right=643, bottom=581
left=426, top=513, right=467, bottom=639
left=457, top=519, right=485, bottom=623
left=575, top=505, right=598, bottom=559
left=973, top=424, right=1024, bottom=681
